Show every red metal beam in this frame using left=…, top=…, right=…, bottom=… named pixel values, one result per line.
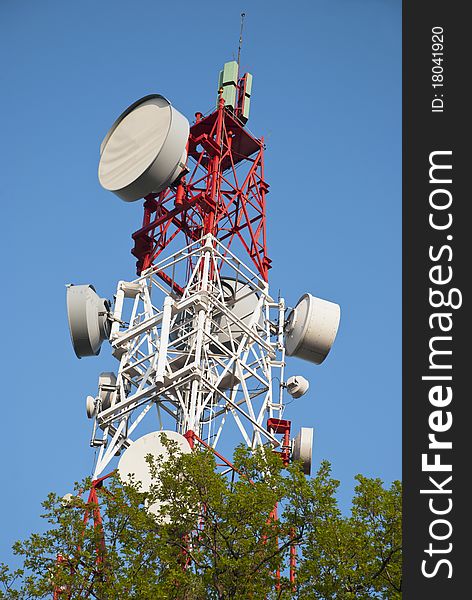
left=131, top=95, right=270, bottom=281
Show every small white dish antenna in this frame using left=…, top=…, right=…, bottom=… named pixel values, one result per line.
left=61, top=493, right=74, bottom=505
left=291, top=427, right=314, bottom=475
left=66, top=284, right=111, bottom=358
left=85, top=395, right=97, bottom=419
left=98, top=94, right=189, bottom=202
left=286, top=375, right=310, bottom=399
left=97, top=372, right=117, bottom=411
left=285, top=294, right=340, bottom=365
left=118, top=430, right=191, bottom=518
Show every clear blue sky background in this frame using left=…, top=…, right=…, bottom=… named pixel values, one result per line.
left=0, top=0, right=401, bottom=566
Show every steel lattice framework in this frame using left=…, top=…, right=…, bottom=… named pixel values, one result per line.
left=89, top=87, right=291, bottom=480
left=92, top=235, right=287, bottom=479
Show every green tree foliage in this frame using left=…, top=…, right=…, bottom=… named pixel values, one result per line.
left=0, top=444, right=401, bottom=599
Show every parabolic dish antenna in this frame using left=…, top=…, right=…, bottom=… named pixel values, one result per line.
left=61, top=493, right=74, bottom=505
left=85, top=395, right=96, bottom=419
left=66, top=284, right=111, bottom=358
left=285, top=294, right=340, bottom=365
left=118, top=430, right=191, bottom=517
left=97, top=371, right=117, bottom=411
left=292, top=427, right=314, bottom=475
left=217, top=277, right=261, bottom=346
left=98, top=95, right=189, bottom=202
left=286, top=375, right=310, bottom=399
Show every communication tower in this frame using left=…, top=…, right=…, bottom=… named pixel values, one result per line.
left=66, top=59, right=340, bottom=507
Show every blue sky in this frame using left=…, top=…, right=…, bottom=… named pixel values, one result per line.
left=0, top=0, right=401, bottom=565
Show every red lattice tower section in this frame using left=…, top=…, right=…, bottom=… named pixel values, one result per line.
left=131, top=86, right=271, bottom=286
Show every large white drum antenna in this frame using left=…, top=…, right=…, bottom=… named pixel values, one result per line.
left=98, top=95, right=189, bottom=202
left=292, top=427, right=314, bottom=475
left=118, top=431, right=191, bottom=517
left=285, top=294, right=340, bottom=365
left=66, top=284, right=111, bottom=358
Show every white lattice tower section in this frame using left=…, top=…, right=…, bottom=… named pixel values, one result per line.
left=92, top=235, right=286, bottom=479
